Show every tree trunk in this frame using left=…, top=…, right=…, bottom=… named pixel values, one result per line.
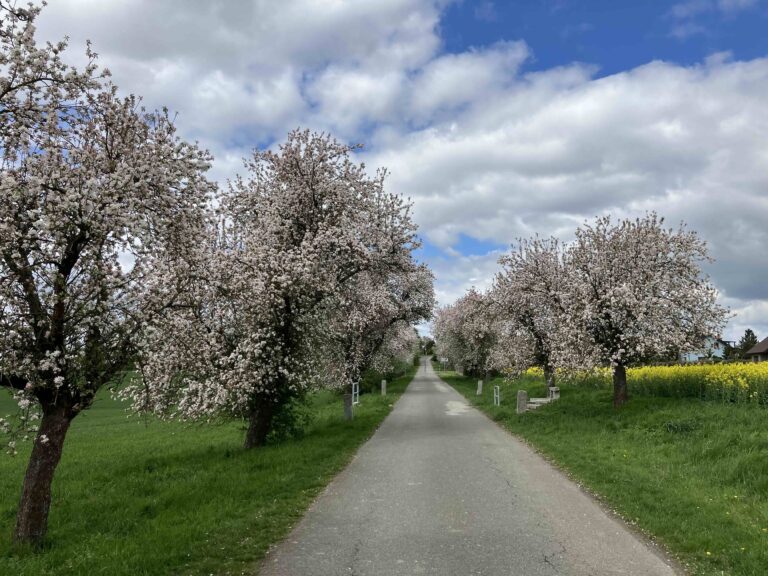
left=343, top=393, right=353, bottom=421
left=244, top=402, right=275, bottom=449
left=14, top=404, right=74, bottom=547
left=612, top=363, right=628, bottom=408
left=543, top=363, right=555, bottom=388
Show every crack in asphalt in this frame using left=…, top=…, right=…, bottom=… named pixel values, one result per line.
left=482, top=455, right=519, bottom=498
left=348, top=538, right=363, bottom=576
left=541, top=540, right=567, bottom=574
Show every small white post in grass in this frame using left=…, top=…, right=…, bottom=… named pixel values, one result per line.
left=381, top=379, right=387, bottom=396
left=548, top=386, right=560, bottom=400
left=352, top=381, right=360, bottom=405
left=477, top=380, right=483, bottom=395
left=494, top=385, right=500, bottom=406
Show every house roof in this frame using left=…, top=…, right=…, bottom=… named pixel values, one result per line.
left=745, top=336, right=768, bottom=356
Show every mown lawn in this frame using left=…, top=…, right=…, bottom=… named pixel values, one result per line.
left=0, top=367, right=415, bottom=576
left=437, top=366, right=768, bottom=576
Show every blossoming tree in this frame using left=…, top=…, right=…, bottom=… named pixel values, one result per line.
left=0, top=1, right=98, bottom=135
left=322, top=263, right=434, bottom=400
left=131, top=130, right=420, bottom=448
left=369, top=323, right=421, bottom=374
left=565, top=213, right=728, bottom=407
left=433, top=289, right=495, bottom=377
left=0, top=3, right=213, bottom=544
left=489, top=237, right=567, bottom=385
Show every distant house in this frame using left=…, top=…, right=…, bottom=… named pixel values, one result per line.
left=679, top=337, right=729, bottom=363
left=744, top=337, right=768, bottom=362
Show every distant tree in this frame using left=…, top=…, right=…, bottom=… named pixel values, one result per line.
left=433, top=289, right=495, bottom=377
left=421, top=337, right=435, bottom=356
left=322, top=263, right=434, bottom=401
left=722, top=341, right=737, bottom=360
left=565, top=214, right=728, bottom=407
left=0, top=2, right=213, bottom=545
left=372, top=325, right=421, bottom=373
left=738, top=329, right=759, bottom=357
left=489, top=236, right=568, bottom=386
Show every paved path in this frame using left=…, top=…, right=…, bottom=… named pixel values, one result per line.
left=260, top=358, right=680, bottom=576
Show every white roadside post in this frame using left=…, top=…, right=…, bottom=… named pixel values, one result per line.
left=476, top=380, right=483, bottom=395
left=352, top=381, right=360, bottom=405
left=493, top=385, right=500, bottom=406
left=381, top=379, right=387, bottom=396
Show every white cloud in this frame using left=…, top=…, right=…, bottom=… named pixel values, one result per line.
left=667, top=0, right=760, bottom=39
left=720, top=298, right=768, bottom=341
left=670, top=0, right=713, bottom=19
left=717, top=0, right=759, bottom=13
left=31, top=0, right=768, bottom=338
left=670, top=21, right=709, bottom=38
left=306, top=67, right=405, bottom=135
left=365, top=56, right=768, bottom=339
left=36, top=0, right=445, bottom=153
left=410, top=41, right=529, bottom=120
left=429, top=252, right=502, bottom=307
left=474, top=1, right=498, bottom=22
left=670, top=0, right=759, bottom=18
left=302, top=40, right=529, bottom=138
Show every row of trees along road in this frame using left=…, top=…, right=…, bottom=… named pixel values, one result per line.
left=434, top=215, right=728, bottom=407
left=0, top=3, right=434, bottom=546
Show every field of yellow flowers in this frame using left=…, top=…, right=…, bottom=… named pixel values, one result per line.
left=553, top=362, right=768, bottom=404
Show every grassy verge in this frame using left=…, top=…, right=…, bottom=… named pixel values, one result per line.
left=436, top=365, right=768, bottom=576
left=0, top=367, right=415, bottom=576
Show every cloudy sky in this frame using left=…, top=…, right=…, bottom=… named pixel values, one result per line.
left=36, top=0, right=768, bottom=341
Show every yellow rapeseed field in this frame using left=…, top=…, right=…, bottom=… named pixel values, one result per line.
left=527, top=363, right=768, bottom=404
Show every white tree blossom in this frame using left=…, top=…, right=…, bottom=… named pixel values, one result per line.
left=369, top=323, right=421, bottom=375
left=131, top=130, right=422, bottom=447
left=564, top=213, right=728, bottom=406
left=489, top=237, right=568, bottom=385
left=433, top=289, right=495, bottom=377
left=0, top=1, right=213, bottom=545
left=322, top=263, right=434, bottom=389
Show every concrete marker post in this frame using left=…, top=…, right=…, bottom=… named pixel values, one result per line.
left=493, top=385, right=500, bottom=406
left=477, top=380, right=483, bottom=395
left=381, top=379, right=387, bottom=396
left=516, top=390, right=528, bottom=414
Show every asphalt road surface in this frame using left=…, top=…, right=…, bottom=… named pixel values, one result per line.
left=260, top=357, right=680, bottom=576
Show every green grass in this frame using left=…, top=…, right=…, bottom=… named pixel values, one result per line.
left=436, top=365, right=768, bottom=576
left=0, top=367, right=415, bottom=576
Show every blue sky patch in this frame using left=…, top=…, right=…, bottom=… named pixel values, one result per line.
left=441, top=1, right=768, bottom=76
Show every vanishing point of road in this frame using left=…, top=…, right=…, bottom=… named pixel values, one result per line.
left=260, top=357, right=680, bottom=576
